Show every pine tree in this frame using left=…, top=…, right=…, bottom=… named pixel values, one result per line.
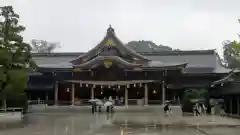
left=0, top=6, right=35, bottom=110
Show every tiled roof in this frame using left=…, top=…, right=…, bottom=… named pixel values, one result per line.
left=32, top=49, right=231, bottom=73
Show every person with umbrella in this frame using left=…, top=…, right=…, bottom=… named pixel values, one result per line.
left=164, top=100, right=171, bottom=115
left=105, top=98, right=114, bottom=113
left=89, top=98, right=98, bottom=114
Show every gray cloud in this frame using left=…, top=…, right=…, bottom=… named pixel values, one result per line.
left=1, top=0, right=240, bottom=55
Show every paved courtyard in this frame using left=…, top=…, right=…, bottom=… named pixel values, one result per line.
left=0, top=106, right=240, bottom=135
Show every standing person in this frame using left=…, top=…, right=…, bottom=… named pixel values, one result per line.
left=220, top=104, right=226, bottom=116
left=202, top=103, right=207, bottom=115
left=198, top=103, right=202, bottom=115
left=164, top=102, right=171, bottom=115
left=194, top=103, right=200, bottom=116
left=91, top=100, right=96, bottom=114
left=120, top=96, right=124, bottom=105
left=109, top=96, right=112, bottom=102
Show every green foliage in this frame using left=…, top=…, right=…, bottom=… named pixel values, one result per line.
left=223, top=40, right=240, bottom=69
left=6, top=92, right=28, bottom=113
left=126, top=40, right=175, bottom=52
left=0, top=6, right=35, bottom=109
left=181, top=89, right=208, bottom=112
left=183, top=89, right=207, bottom=100
left=31, top=39, right=61, bottom=53
left=223, top=19, right=240, bottom=69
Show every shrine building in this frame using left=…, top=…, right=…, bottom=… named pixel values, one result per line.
left=27, top=26, right=232, bottom=106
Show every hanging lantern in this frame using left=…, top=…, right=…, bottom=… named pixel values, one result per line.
left=139, top=83, right=142, bottom=87
left=101, top=91, right=103, bottom=94
left=101, top=85, right=103, bottom=88
left=118, top=85, right=120, bottom=89
left=86, top=84, right=88, bottom=87
left=133, top=84, right=136, bottom=87
left=108, top=85, right=111, bottom=88
left=127, top=84, right=129, bottom=88
left=91, top=71, right=94, bottom=76
left=80, top=83, right=82, bottom=87
left=153, top=90, right=157, bottom=94
left=66, top=88, right=70, bottom=92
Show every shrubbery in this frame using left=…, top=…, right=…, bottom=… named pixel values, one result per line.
left=0, top=92, right=28, bottom=113
left=181, top=89, right=208, bottom=113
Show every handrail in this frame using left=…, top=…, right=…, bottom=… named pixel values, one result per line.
left=0, top=108, right=24, bottom=118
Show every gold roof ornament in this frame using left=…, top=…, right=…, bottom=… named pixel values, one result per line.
left=73, top=68, right=82, bottom=72
left=103, top=60, right=113, bottom=68
left=133, top=67, right=142, bottom=71
left=104, top=38, right=116, bottom=48
left=105, top=39, right=114, bottom=45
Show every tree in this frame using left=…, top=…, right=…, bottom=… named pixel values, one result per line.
left=222, top=40, right=240, bottom=69
left=181, top=89, right=208, bottom=113
left=126, top=40, right=173, bottom=52
left=223, top=19, right=240, bottom=69
left=31, top=39, right=61, bottom=53
left=0, top=6, right=35, bottom=110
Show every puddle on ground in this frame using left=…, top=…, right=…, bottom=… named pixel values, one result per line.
left=0, top=115, right=30, bottom=130
left=0, top=112, right=239, bottom=135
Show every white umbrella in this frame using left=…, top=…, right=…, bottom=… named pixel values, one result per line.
left=104, top=101, right=113, bottom=107
left=88, top=99, right=96, bottom=103
left=95, top=99, right=104, bottom=106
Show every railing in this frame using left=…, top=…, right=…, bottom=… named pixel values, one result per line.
left=0, top=108, right=24, bottom=119
left=0, top=108, right=23, bottom=113
left=28, top=99, right=181, bottom=106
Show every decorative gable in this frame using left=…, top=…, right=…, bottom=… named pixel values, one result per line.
left=70, top=25, right=149, bottom=66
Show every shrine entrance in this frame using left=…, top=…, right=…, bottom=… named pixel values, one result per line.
left=95, top=87, right=118, bottom=99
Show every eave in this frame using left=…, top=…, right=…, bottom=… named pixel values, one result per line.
left=211, top=69, right=237, bottom=86
left=73, top=56, right=141, bottom=69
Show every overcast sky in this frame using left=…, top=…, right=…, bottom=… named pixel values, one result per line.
left=1, top=0, right=240, bottom=54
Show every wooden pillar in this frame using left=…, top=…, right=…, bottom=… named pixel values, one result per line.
left=54, top=81, right=58, bottom=105
left=177, top=95, right=180, bottom=104
left=71, top=83, right=75, bottom=105
left=237, top=98, right=240, bottom=116
left=45, top=92, right=48, bottom=104
left=144, top=84, right=148, bottom=106
left=162, top=81, right=165, bottom=105
left=125, top=86, right=128, bottom=107
left=230, top=98, right=232, bottom=115
left=91, top=87, right=94, bottom=99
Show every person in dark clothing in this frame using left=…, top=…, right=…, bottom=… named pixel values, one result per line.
left=194, top=104, right=200, bottom=116
left=164, top=103, right=171, bottom=114
left=91, top=102, right=96, bottom=114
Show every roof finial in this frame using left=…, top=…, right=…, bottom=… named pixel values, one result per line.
left=107, top=24, right=115, bottom=35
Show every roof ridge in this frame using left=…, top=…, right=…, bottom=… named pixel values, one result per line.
left=32, top=49, right=216, bottom=56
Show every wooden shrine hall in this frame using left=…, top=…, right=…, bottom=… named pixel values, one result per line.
left=27, top=25, right=231, bottom=106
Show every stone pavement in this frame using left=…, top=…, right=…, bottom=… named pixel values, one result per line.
left=0, top=112, right=22, bottom=122
left=1, top=106, right=240, bottom=135
left=112, top=112, right=240, bottom=128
